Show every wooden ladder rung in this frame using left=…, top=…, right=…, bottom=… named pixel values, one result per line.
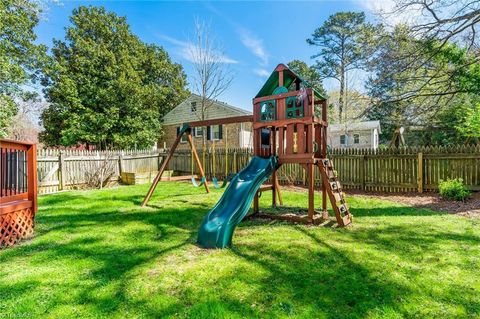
left=327, top=169, right=337, bottom=179
left=333, top=192, right=342, bottom=202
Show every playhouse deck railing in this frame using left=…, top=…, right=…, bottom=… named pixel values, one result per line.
left=0, top=139, right=37, bottom=248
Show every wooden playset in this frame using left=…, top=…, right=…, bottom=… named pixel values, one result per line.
left=0, top=139, right=38, bottom=248
left=142, top=63, right=352, bottom=228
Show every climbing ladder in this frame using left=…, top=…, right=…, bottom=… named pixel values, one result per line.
left=317, top=158, right=352, bottom=227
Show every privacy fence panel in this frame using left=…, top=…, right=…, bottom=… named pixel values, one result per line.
left=36, top=145, right=480, bottom=194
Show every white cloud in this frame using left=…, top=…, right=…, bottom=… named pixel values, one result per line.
left=180, top=43, right=238, bottom=64
left=238, top=28, right=269, bottom=66
left=359, top=0, right=396, bottom=14
left=357, top=0, right=424, bottom=27
left=156, top=33, right=189, bottom=47
left=156, top=33, right=238, bottom=64
left=254, top=68, right=270, bottom=77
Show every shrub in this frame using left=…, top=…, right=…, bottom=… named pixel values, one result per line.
left=438, top=178, right=471, bottom=201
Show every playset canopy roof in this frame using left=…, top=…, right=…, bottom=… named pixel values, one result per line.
left=254, top=64, right=326, bottom=100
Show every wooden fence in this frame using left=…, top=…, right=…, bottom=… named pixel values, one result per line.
left=36, top=145, right=480, bottom=194
left=37, top=149, right=161, bottom=194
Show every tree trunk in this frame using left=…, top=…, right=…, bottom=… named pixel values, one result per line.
left=339, top=65, right=345, bottom=123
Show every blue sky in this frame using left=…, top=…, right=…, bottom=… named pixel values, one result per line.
left=35, top=1, right=376, bottom=110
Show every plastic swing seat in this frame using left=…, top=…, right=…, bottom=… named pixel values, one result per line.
left=212, top=177, right=221, bottom=189
left=191, top=176, right=206, bottom=187
left=212, top=173, right=236, bottom=189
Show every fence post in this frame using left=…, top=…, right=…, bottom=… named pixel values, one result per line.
left=233, top=151, right=237, bottom=173
left=118, top=151, right=124, bottom=176
left=59, top=151, right=65, bottom=191
left=417, top=152, right=423, bottom=193
left=360, top=155, right=366, bottom=191
left=157, top=151, right=163, bottom=172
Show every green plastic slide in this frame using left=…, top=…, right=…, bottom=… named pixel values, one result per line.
left=197, top=156, right=277, bottom=248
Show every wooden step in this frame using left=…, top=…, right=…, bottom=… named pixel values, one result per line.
left=342, top=214, right=353, bottom=226
left=339, top=203, right=348, bottom=215
left=327, top=169, right=337, bottom=179
left=333, top=192, right=342, bottom=202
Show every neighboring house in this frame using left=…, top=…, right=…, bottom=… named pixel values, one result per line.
left=158, top=94, right=253, bottom=150
left=328, top=121, right=381, bottom=149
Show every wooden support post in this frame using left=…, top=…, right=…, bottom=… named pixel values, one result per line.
left=272, top=168, right=277, bottom=207
left=225, top=126, right=228, bottom=178
left=307, top=163, right=314, bottom=222
left=271, top=127, right=277, bottom=207
left=187, top=133, right=210, bottom=194
left=322, top=169, right=327, bottom=216
left=417, top=152, right=423, bottom=193
left=27, top=144, right=37, bottom=213
left=141, top=133, right=183, bottom=206
left=59, top=151, right=65, bottom=191
left=254, top=192, right=259, bottom=214
left=274, top=173, right=283, bottom=206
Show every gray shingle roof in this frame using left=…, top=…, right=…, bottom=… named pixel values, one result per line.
left=329, top=121, right=381, bottom=134
left=162, top=94, right=251, bottom=125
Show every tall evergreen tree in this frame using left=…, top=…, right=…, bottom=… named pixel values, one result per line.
left=287, top=60, right=326, bottom=96
left=307, top=12, right=373, bottom=123
left=0, top=0, right=47, bottom=137
left=41, top=6, right=188, bottom=149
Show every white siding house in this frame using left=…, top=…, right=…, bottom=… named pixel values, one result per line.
left=328, top=121, right=381, bottom=149
left=158, top=94, right=253, bottom=150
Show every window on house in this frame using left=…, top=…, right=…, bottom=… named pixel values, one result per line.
left=195, top=127, right=203, bottom=137
left=208, top=125, right=222, bottom=140
left=340, top=135, right=347, bottom=145
left=177, top=126, right=187, bottom=143
left=191, top=101, right=197, bottom=113
left=354, top=134, right=360, bottom=144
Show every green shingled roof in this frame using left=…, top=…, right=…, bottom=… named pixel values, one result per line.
left=255, top=64, right=326, bottom=100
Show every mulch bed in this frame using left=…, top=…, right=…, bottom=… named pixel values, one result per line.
left=280, top=185, right=480, bottom=218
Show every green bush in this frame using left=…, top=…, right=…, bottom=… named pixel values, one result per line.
left=438, top=178, right=471, bottom=201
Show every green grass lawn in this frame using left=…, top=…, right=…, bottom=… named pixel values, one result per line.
left=1, top=183, right=479, bottom=318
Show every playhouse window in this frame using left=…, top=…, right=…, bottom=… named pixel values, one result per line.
left=191, top=102, right=197, bottom=113
left=340, top=135, right=347, bottom=145
left=260, top=100, right=276, bottom=121
left=354, top=134, right=360, bottom=144
left=286, top=96, right=304, bottom=119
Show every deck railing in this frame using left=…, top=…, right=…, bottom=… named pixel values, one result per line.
left=0, top=139, right=37, bottom=248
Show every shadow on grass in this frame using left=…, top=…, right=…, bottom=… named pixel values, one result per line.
left=2, top=187, right=477, bottom=318
left=0, top=192, right=211, bottom=317
left=229, top=225, right=411, bottom=318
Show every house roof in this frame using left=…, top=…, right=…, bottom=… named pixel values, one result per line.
left=329, top=121, right=381, bottom=134
left=255, top=64, right=326, bottom=100
left=162, top=94, right=251, bottom=126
